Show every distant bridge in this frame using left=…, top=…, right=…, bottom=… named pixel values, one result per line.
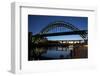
left=32, top=21, right=87, bottom=40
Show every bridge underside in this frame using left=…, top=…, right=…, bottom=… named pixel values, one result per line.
left=33, top=30, right=87, bottom=39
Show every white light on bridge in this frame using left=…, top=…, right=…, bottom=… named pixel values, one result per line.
left=74, top=41, right=76, bottom=44
left=59, top=41, right=62, bottom=43
left=59, top=41, right=66, bottom=43
left=77, top=41, right=79, bottom=43
left=74, top=41, right=79, bottom=43
left=68, top=41, right=73, bottom=44
left=63, top=41, right=66, bottom=43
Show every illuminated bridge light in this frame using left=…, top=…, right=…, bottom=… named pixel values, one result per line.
left=68, top=41, right=74, bottom=44
left=59, top=41, right=62, bottom=43
left=63, top=41, right=66, bottom=43
left=77, top=41, right=79, bottom=43
left=74, top=41, right=77, bottom=44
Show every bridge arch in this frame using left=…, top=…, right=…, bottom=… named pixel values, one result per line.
left=40, top=21, right=87, bottom=40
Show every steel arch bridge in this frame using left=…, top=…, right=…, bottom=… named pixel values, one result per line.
left=39, top=21, right=87, bottom=40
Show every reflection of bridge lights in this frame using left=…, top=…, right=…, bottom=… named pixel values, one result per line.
left=69, top=45, right=73, bottom=50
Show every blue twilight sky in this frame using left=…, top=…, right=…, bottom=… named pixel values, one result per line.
left=28, top=15, right=88, bottom=40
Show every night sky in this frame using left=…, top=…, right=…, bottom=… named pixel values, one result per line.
left=28, top=15, right=88, bottom=40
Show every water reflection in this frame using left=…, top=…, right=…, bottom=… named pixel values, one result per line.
left=30, top=44, right=88, bottom=60
left=41, top=47, right=71, bottom=59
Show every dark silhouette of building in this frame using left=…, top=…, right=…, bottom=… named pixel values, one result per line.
left=28, top=32, right=33, bottom=60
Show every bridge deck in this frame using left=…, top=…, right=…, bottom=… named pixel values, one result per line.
left=33, top=30, right=87, bottom=37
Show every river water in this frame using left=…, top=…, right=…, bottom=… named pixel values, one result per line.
left=32, top=46, right=75, bottom=60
